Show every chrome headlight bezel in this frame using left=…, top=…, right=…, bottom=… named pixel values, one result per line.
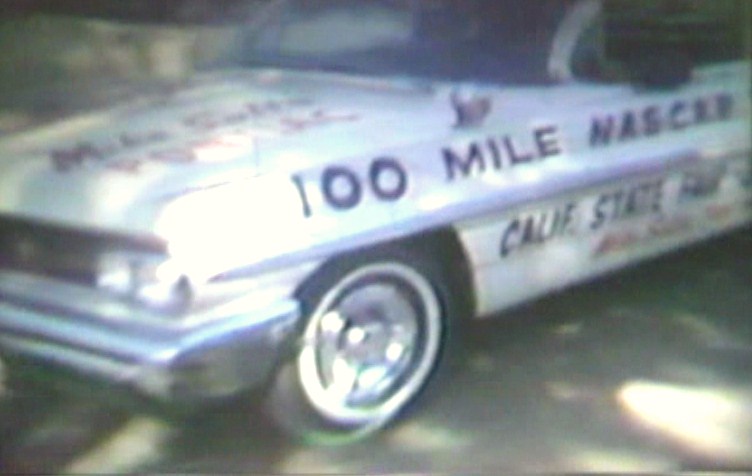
left=96, top=252, right=193, bottom=313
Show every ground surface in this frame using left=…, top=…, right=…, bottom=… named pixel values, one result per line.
left=1, top=227, right=751, bottom=474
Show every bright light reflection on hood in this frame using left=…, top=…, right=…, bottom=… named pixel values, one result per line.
left=155, top=174, right=308, bottom=282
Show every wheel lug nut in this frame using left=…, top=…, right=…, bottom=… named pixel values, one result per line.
left=321, top=311, right=346, bottom=333
left=347, top=327, right=366, bottom=345
left=385, top=342, right=404, bottom=361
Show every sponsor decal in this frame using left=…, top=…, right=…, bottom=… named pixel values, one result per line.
left=594, top=215, right=695, bottom=257
left=182, top=98, right=311, bottom=130
left=279, top=109, right=360, bottom=133
left=51, top=130, right=171, bottom=172
left=647, top=215, right=693, bottom=239
left=50, top=97, right=359, bottom=174
left=184, top=102, right=358, bottom=134
left=50, top=132, right=258, bottom=173
left=589, top=93, right=734, bottom=148
left=593, top=230, right=642, bottom=257
left=705, top=203, right=735, bottom=221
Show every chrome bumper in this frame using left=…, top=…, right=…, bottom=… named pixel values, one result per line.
left=0, top=272, right=302, bottom=401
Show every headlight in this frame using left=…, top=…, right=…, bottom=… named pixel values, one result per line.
left=96, top=253, right=192, bottom=313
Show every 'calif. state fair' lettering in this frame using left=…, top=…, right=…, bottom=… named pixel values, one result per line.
left=500, top=201, right=577, bottom=257
left=589, top=93, right=734, bottom=147
left=590, top=179, right=664, bottom=231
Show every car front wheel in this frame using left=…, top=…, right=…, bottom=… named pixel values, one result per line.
left=266, top=250, right=447, bottom=442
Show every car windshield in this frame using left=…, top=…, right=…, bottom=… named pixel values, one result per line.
left=233, top=0, right=565, bottom=82
left=0, top=0, right=570, bottom=136
left=0, top=0, right=560, bottom=137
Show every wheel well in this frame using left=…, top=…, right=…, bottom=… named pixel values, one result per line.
left=301, top=228, right=477, bottom=321
left=397, top=228, right=477, bottom=320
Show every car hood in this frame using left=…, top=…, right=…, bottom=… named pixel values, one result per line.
left=0, top=68, right=448, bottom=237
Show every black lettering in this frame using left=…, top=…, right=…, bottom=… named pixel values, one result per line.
left=623, top=185, right=642, bottom=216
left=589, top=94, right=733, bottom=148
left=322, top=166, right=361, bottom=210
left=610, top=189, right=625, bottom=219
left=716, top=93, right=734, bottom=120
left=619, top=111, right=638, bottom=141
left=521, top=216, right=537, bottom=245
left=487, top=138, right=503, bottom=170
left=534, top=125, right=562, bottom=158
left=370, top=157, right=407, bottom=201
left=590, top=116, right=615, bottom=147
left=591, top=194, right=609, bottom=230
left=669, top=101, right=690, bottom=129
left=693, top=98, right=710, bottom=124
left=500, top=202, right=579, bottom=258
left=562, top=202, right=577, bottom=233
left=443, top=143, right=486, bottom=181
left=620, top=182, right=662, bottom=217
left=537, top=211, right=557, bottom=242
left=500, top=219, right=520, bottom=257
left=291, top=174, right=312, bottom=218
left=503, top=136, right=533, bottom=165
left=652, top=180, right=664, bottom=213
left=642, top=106, right=662, bottom=136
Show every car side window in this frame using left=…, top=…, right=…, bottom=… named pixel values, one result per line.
left=555, top=0, right=748, bottom=86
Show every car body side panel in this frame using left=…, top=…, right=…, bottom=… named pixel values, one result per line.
left=458, top=151, right=751, bottom=316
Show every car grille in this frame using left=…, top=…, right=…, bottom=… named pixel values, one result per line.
left=0, top=215, right=165, bottom=287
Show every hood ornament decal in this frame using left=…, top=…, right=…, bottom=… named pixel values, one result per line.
left=451, top=89, right=492, bottom=128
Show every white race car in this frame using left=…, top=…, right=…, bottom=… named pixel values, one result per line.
left=0, top=0, right=749, bottom=441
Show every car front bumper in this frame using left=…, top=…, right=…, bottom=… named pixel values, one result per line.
left=0, top=271, right=302, bottom=402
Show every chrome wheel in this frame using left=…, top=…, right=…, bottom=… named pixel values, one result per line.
left=297, top=262, right=443, bottom=429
